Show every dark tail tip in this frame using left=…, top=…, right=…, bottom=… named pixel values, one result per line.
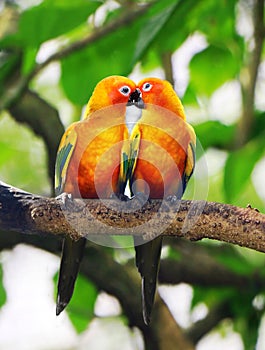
left=56, top=298, right=67, bottom=316
left=143, top=307, right=151, bottom=326
left=142, top=278, right=153, bottom=326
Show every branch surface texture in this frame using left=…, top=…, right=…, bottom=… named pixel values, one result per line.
left=0, top=182, right=264, bottom=252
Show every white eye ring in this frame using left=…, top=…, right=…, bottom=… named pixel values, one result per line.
left=142, top=82, right=152, bottom=92
left=119, top=85, right=131, bottom=96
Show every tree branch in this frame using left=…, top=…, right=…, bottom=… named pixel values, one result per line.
left=0, top=181, right=264, bottom=252
left=159, top=251, right=253, bottom=289
left=34, top=3, right=151, bottom=76
left=236, top=0, right=265, bottom=146
left=161, top=51, right=174, bottom=86
left=185, top=300, right=232, bottom=344
left=151, top=298, right=195, bottom=350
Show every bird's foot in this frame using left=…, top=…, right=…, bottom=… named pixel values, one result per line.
left=166, top=195, right=179, bottom=203
left=133, top=192, right=150, bottom=206
left=110, top=193, right=130, bottom=202
left=56, top=192, right=74, bottom=209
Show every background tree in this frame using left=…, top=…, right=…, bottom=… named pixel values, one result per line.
left=0, top=0, right=265, bottom=349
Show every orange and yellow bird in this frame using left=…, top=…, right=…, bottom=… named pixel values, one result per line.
left=127, top=77, right=196, bottom=324
left=54, top=76, right=137, bottom=315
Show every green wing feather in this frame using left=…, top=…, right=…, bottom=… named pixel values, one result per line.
left=55, top=125, right=77, bottom=195
left=182, top=124, right=196, bottom=192
left=118, top=128, right=141, bottom=195
left=118, top=141, right=130, bottom=194
left=54, top=123, right=86, bottom=316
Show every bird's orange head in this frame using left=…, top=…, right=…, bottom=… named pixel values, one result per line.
left=137, top=77, right=186, bottom=120
left=84, top=76, right=137, bottom=117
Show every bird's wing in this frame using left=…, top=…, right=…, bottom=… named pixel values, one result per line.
left=55, top=122, right=86, bottom=316
left=55, top=124, right=77, bottom=195
left=118, top=126, right=141, bottom=195
left=182, top=124, right=196, bottom=193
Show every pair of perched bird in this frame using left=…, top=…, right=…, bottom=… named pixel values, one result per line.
left=55, top=76, right=196, bottom=325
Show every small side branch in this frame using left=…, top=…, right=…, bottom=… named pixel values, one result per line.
left=34, top=3, right=151, bottom=76
left=186, top=300, right=232, bottom=344
left=0, top=3, right=151, bottom=112
left=237, top=0, right=265, bottom=146
left=0, top=182, right=264, bottom=252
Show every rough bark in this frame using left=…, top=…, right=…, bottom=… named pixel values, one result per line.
left=0, top=181, right=264, bottom=253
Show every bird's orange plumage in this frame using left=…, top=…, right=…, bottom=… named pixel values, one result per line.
left=132, top=77, right=194, bottom=198
left=130, top=77, right=196, bottom=324
left=55, top=76, right=137, bottom=315
left=56, top=76, right=136, bottom=199
left=61, top=119, right=129, bottom=198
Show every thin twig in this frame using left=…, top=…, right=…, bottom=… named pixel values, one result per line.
left=0, top=3, right=152, bottom=111
left=236, top=0, right=265, bottom=146
left=161, top=51, right=174, bottom=85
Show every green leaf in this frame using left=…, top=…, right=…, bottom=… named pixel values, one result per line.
left=0, top=53, right=20, bottom=81
left=134, top=0, right=201, bottom=63
left=61, top=13, right=143, bottom=105
left=0, top=141, right=14, bottom=164
left=17, top=0, right=100, bottom=47
left=193, top=0, right=238, bottom=44
left=0, top=53, right=21, bottom=95
left=189, top=45, right=239, bottom=96
left=0, top=115, right=50, bottom=194
left=251, top=111, right=265, bottom=140
left=0, top=264, right=7, bottom=308
left=140, top=49, right=162, bottom=73
left=182, top=85, right=199, bottom=106
left=224, top=136, right=265, bottom=202
left=68, top=274, right=98, bottom=333
left=194, top=121, right=235, bottom=150
left=211, top=245, right=255, bottom=276
left=167, top=248, right=181, bottom=261
left=22, top=47, right=38, bottom=74
left=133, top=0, right=179, bottom=64
left=152, top=0, right=201, bottom=54
left=232, top=292, right=261, bottom=350
left=192, top=285, right=234, bottom=309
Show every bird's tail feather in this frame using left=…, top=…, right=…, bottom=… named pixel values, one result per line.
left=134, top=236, right=162, bottom=325
left=56, top=236, right=86, bottom=315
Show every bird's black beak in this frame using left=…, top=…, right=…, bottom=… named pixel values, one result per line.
left=127, top=88, right=145, bottom=109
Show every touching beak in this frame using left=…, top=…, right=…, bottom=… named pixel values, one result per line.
left=127, top=88, right=145, bottom=109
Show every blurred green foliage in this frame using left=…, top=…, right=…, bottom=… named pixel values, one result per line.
left=0, top=0, right=265, bottom=349
left=53, top=271, right=98, bottom=333
left=0, top=265, right=6, bottom=308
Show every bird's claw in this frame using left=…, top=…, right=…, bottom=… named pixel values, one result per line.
left=133, top=192, right=150, bottom=206
left=166, top=195, right=179, bottom=203
left=56, top=192, right=74, bottom=209
left=110, top=193, right=130, bottom=202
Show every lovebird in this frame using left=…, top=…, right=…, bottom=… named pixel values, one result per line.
left=126, top=77, right=196, bottom=324
left=54, top=76, right=138, bottom=315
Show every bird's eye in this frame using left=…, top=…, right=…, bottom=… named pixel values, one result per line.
left=119, top=85, right=131, bottom=96
left=142, top=82, right=152, bottom=92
